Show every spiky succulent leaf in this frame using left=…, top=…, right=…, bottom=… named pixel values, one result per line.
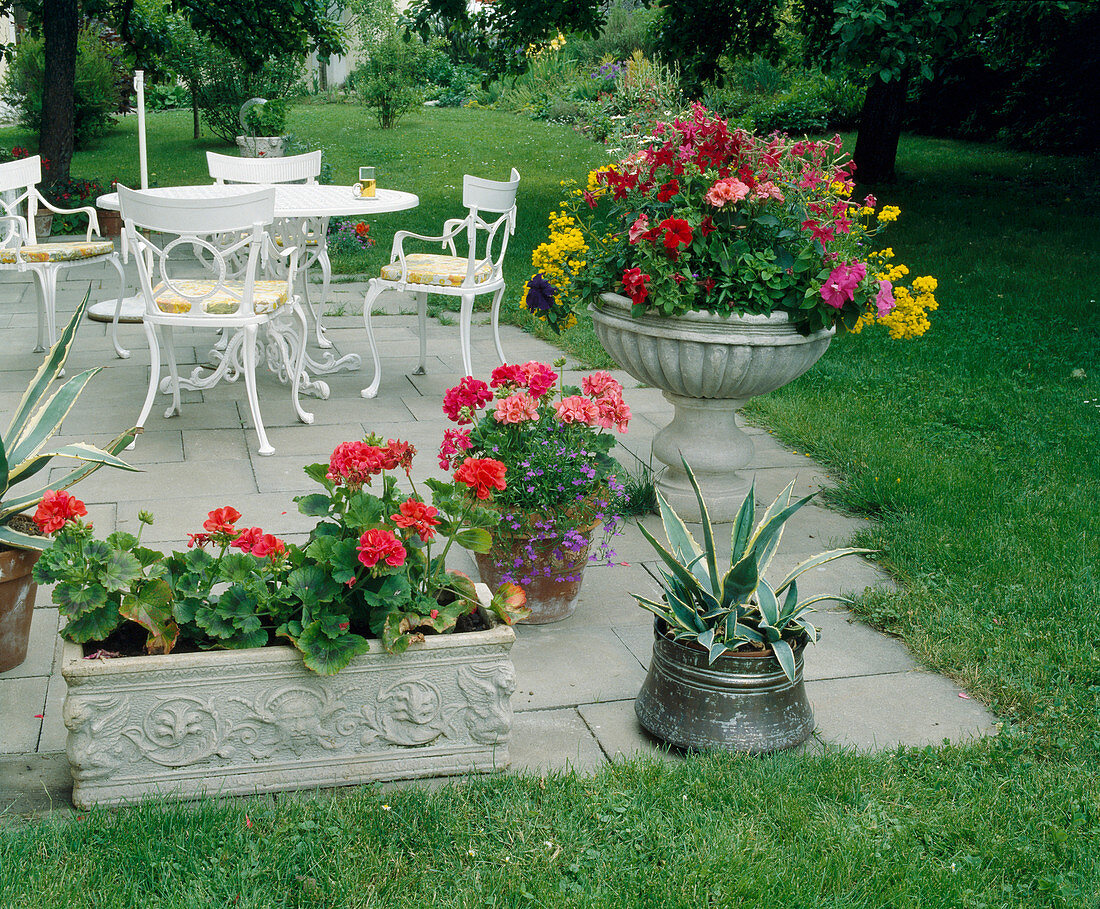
left=774, top=548, right=872, bottom=595
left=652, top=487, right=705, bottom=585
left=680, top=458, right=719, bottom=596
left=770, top=638, right=798, bottom=682
left=757, top=579, right=781, bottom=627
left=729, top=481, right=756, bottom=563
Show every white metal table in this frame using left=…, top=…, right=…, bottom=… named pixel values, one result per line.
left=93, top=184, right=419, bottom=376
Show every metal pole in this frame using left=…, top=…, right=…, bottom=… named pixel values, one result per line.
left=134, top=70, right=148, bottom=189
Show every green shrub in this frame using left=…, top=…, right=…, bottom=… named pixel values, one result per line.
left=42, top=177, right=107, bottom=234
left=194, top=47, right=302, bottom=143
left=243, top=99, right=288, bottom=136
left=350, top=32, right=430, bottom=129
left=146, top=82, right=190, bottom=111
left=2, top=26, right=124, bottom=149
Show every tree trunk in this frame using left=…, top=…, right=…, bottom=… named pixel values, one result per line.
left=191, top=86, right=200, bottom=139
left=318, top=56, right=328, bottom=92
left=40, top=0, right=79, bottom=186
left=853, top=71, right=909, bottom=184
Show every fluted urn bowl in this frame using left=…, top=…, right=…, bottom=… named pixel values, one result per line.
left=591, top=292, right=833, bottom=521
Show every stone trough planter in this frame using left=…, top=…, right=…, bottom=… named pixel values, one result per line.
left=61, top=586, right=516, bottom=808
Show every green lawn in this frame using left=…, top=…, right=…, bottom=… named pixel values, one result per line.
left=3, top=109, right=1100, bottom=907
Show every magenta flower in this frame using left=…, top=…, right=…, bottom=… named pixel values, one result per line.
left=819, top=262, right=866, bottom=309
left=875, top=279, right=896, bottom=316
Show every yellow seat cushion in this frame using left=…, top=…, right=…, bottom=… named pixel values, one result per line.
left=273, top=233, right=320, bottom=248
left=152, top=279, right=288, bottom=315
left=0, top=240, right=115, bottom=265
left=380, top=253, right=492, bottom=287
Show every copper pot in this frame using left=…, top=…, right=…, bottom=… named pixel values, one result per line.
left=635, top=620, right=814, bottom=753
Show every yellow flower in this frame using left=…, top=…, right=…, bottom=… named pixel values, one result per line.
left=877, top=205, right=901, bottom=223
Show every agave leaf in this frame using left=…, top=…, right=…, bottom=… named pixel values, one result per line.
left=698, top=627, right=715, bottom=650
left=0, top=523, right=48, bottom=550
left=747, top=493, right=816, bottom=577
left=5, top=290, right=89, bottom=442
left=720, top=554, right=759, bottom=609
left=632, top=594, right=677, bottom=627
left=7, top=368, right=106, bottom=470
left=8, top=441, right=139, bottom=489
left=637, top=520, right=709, bottom=605
left=707, top=639, right=729, bottom=664
left=0, top=437, right=8, bottom=499
left=757, top=578, right=781, bottom=627
left=747, top=479, right=796, bottom=548
left=770, top=638, right=798, bottom=683
left=794, top=592, right=853, bottom=611
left=680, top=457, right=719, bottom=596
left=794, top=616, right=819, bottom=643
left=652, top=487, right=705, bottom=584
left=729, top=480, right=756, bottom=563
left=666, top=586, right=706, bottom=632
left=774, top=548, right=873, bottom=596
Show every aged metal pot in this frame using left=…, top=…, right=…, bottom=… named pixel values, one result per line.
left=635, top=621, right=814, bottom=753
left=0, top=547, right=41, bottom=673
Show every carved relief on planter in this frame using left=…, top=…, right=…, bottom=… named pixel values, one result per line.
left=62, top=589, right=516, bottom=808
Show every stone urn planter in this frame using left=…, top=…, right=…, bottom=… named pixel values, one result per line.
left=0, top=548, right=41, bottom=673
left=474, top=524, right=596, bottom=624
left=235, top=135, right=286, bottom=158
left=61, top=585, right=516, bottom=808
left=33, top=211, right=52, bottom=240
left=590, top=292, right=833, bottom=522
left=635, top=620, right=814, bottom=753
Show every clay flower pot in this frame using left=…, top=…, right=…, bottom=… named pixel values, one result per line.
left=0, top=548, right=41, bottom=673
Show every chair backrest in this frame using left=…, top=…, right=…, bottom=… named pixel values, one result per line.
left=117, top=184, right=276, bottom=320
left=207, top=150, right=322, bottom=185
left=0, top=155, right=45, bottom=245
left=460, top=168, right=520, bottom=280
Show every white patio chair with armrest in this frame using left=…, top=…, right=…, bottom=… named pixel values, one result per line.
left=361, top=168, right=520, bottom=398
left=117, top=184, right=312, bottom=457
left=0, top=154, right=125, bottom=354
left=206, top=150, right=335, bottom=350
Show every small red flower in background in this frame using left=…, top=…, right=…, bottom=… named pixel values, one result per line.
left=203, top=506, right=241, bottom=534
left=354, top=221, right=370, bottom=237
left=454, top=457, right=507, bottom=500
left=357, top=528, right=406, bottom=568
left=391, top=498, right=440, bottom=542
left=33, top=490, right=87, bottom=534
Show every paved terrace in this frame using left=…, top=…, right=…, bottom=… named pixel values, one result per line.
left=0, top=253, right=996, bottom=813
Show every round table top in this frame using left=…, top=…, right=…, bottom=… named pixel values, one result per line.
left=96, top=184, right=419, bottom=219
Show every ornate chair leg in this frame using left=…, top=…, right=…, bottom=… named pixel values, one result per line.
left=459, top=292, right=475, bottom=378
left=414, top=291, right=428, bottom=375
left=490, top=286, right=507, bottom=365
left=107, top=255, right=131, bottom=359
left=360, top=280, right=385, bottom=399
left=241, top=323, right=274, bottom=456
left=133, top=320, right=162, bottom=449
left=315, top=248, right=333, bottom=349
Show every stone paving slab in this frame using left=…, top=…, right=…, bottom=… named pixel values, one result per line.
left=0, top=263, right=998, bottom=812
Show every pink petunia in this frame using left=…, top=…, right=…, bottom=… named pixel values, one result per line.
left=875, top=279, right=896, bottom=316
left=819, top=261, right=867, bottom=309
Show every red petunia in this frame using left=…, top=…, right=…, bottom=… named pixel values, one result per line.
left=656, top=179, right=679, bottom=203
left=357, top=528, right=407, bottom=569
left=454, top=457, right=507, bottom=500
left=203, top=506, right=241, bottom=534
left=658, top=217, right=693, bottom=252
left=391, top=498, right=441, bottom=542
left=33, top=490, right=87, bottom=534
left=621, top=267, right=651, bottom=308
left=700, top=215, right=715, bottom=237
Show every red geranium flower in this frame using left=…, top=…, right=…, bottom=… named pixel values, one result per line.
left=33, top=490, right=87, bottom=534
left=454, top=457, right=507, bottom=500
left=357, top=528, right=407, bottom=568
left=442, top=377, right=493, bottom=424
left=391, top=498, right=441, bottom=542
left=354, top=222, right=370, bottom=237
left=203, top=506, right=241, bottom=534
left=231, top=527, right=266, bottom=554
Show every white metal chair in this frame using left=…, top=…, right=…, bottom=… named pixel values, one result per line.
left=360, top=168, right=520, bottom=398
left=206, top=150, right=334, bottom=350
left=0, top=154, right=125, bottom=353
left=117, top=184, right=312, bottom=457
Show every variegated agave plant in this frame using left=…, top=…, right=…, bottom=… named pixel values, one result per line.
left=634, top=459, right=868, bottom=682
left=0, top=292, right=138, bottom=549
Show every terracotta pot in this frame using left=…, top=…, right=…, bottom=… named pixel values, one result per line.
left=475, top=525, right=595, bottom=624
left=0, top=548, right=42, bottom=673
left=635, top=620, right=814, bottom=754
left=96, top=207, right=123, bottom=238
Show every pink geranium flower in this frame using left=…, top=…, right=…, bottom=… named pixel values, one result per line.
left=520, top=361, right=557, bottom=397
left=704, top=177, right=750, bottom=208
left=554, top=395, right=599, bottom=425
left=494, top=392, right=540, bottom=424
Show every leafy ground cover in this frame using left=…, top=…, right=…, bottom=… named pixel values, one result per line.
left=2, top=112, right=1099, bottom=906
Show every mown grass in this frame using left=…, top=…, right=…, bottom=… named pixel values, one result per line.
left=3, top=112, right=1099, bottom=906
